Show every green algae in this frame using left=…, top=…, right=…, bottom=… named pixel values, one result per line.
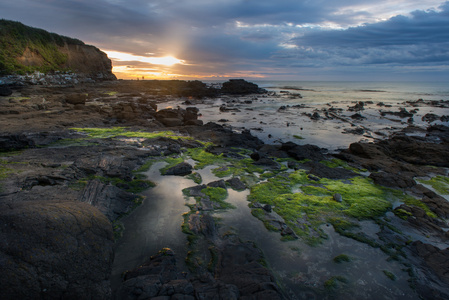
left=394, top=208, right=413, bottom=220
left=382, top=270, right=396, bottom=281
left=186, top=172, right=202, bottom=184
left=159, top=157, right=184, bottom=175
left=333, top=254, right=352, bottom=263
left=250, top=208, right=280, bottom=232
left=293, top=135, right=304, bottom=140
left=186, top=148, right=227, bottom=169
left=247, top=168, right=432, bottom=245
left=324, top=276, right=348, bottom=290
left=201, top=187, right=235, bottom=209
left=320, top=158, right=365, bottom=173
left=71, top=127, right=186, bottom=140
left=417, top=175, right=449, bottom=195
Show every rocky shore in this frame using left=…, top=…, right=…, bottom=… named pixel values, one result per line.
left=1, top=79, right=448, bottom=299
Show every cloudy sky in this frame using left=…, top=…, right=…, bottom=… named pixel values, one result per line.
left=1, top=0, right=449, bottom=81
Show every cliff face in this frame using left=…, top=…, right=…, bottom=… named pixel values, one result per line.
left=0, top=19, right=116, bottom=80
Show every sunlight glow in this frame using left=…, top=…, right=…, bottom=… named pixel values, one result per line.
left=105, top=50, right=185, bottom=66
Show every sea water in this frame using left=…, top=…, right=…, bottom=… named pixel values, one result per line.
left=254, top=80, right=449, bottom=104
left=161, top=81, right=449, bottom=151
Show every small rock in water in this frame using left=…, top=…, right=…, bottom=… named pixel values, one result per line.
left=262, top=204, right=272, bottom=212
left=333, top=193, right=343, bottom=203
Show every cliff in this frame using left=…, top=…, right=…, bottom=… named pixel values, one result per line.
left=0, top=19, right=116, bottom=80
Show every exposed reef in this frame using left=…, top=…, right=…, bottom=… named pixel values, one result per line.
left=0, top=79, right=448, bottom=299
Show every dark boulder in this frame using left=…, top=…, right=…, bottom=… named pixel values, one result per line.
left=280, top=142, right=326, bottom=161
left=207, top=179, right=227, bottom=189
left=221, top=79, right=263, bottom=95
left=0, top=86, right=13, bottom=96
left=226, top=177, right=246, bottom=191
left=0, top=134, right=35, bottom=152
left=163, top=162, right=193, bottom=176
left=65, top=93, right=87, bottom=105
left=160, top=118, right=183, bottom=127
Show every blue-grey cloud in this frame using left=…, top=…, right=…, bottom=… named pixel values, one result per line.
left=1, top=0, right=448, bottom=80
left=288, top=2, right=449, bottom=68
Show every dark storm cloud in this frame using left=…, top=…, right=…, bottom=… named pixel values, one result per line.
left=289, top=2, right=449, bottom=66
left=1, top=0, right=448, bottom=79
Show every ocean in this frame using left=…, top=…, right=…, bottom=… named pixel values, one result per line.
left=254, top=80, right=449, bottom=104
left=164, top=81, right=449, bottom=150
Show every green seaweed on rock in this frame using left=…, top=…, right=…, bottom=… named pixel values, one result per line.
left=417, top=175, right=449, bottom=195
left=201, top=187, right=235, bottom=209
left=333, top=254, right=352, bottom=263
left=186, top=172, right=202, bottom=184
left=247, top=168, right=432, bottom=246
left=71, top=127, right=187, bottom=140
left=324, top=276, right=348, bottom=290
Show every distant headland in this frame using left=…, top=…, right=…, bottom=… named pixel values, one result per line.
left=0, top=19, right=115, bottom=80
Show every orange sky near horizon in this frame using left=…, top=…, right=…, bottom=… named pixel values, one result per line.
left=105, top=50, right=268, bottom=81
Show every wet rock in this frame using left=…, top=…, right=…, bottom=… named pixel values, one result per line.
left=348, top=101, right=364, bottom=112
left=305, top=161, right=357, bottom=180
left=79, top=179, right=139, bottom=221
left=0, top=201, right=114, bottom=299
left=280, top=142, right=326, bottom=161
left=160, top=118, right=183, bottom=127
left=253, top=157, right=281, bottom=170
left=422, top=113, right=440, bottom=123
left=343, top=127, right=365, bottom=135
left=65, top=93, right=87, bottom=105
left=381, top=108, right=414, bottom=118
left=348, top=142, right=385, bottom=159
left=415, top=185, right=449, bottom=219
left=219, top=104, right=241, bottom=112
left=184, top=119, right=203, bottom=126
left=188, top=212, right=217, bottom=238
left=406, top=241, right=449, bottom=300
left=184, top=107, right=199, bottom=121
left=281, top=226, right=298, bottom=239
left=220, top=79, right=263, bottom=95
left=163, top=162, right=193, bottom=176
left=0, top=86, right=13, bottom=96
left=411, top=241, right=449, bottom=283
left=0, top=134, right=35, bottom=151
left=185, top=122, right=263, bottom=150
left=311, top=112, right=321, bottom=120
left=262, top=204, right=272, bottom=212
left=207, top=179, right=227, bottom=189
left=369, top=171, right=416, bottom=189
left=333, top=193, right=343, bottom=203
left=226, top=177, right=246, bottom=191
left=350, top=113, right=366, bottom=120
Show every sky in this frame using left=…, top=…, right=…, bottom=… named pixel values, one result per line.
left=1, top=0, right=449, bottom=81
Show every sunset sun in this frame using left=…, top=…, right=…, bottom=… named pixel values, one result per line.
left=104, top=51, right=185, bottom=66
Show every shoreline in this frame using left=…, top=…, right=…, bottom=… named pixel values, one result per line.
left=1, top=79, right=448, bottom=299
